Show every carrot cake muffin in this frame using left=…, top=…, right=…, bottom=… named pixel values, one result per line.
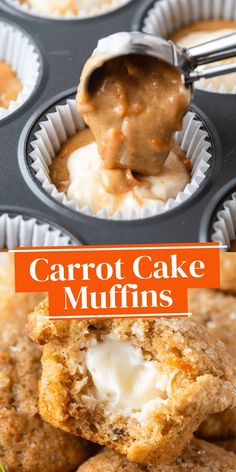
left=76, top=439, right=236, bottom=471
left=27, top=302, right=236, bottom=465
left=189, top=286, right=236, bottom=441
left=0, top=61, right=22, bottom=110
left=220, top=253, right=236, bottom=293
left=0, top=258, right=92, bottom=471
left=170, top=20, right=236, bottom=92
left=50, top=54, right=191, bottom=217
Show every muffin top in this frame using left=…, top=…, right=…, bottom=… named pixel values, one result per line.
left=77, top=440, right=236, bottom=471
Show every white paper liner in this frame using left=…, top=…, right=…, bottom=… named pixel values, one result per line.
left=211, top=191, right=236, bottom=250
left=5, top=0, right=133, bottom=19
left=142, top=0, right=236, bottom=94
left=0, top=21, right=40, bottom=120
left=29, top=98, right=212, bottom=221
left=0, top=213, right=74, bottom=249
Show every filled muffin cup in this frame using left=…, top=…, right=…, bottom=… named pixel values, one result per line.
left=5, top=0, right=133, bottom=20
left=0, top=212, right=77, bottom=248
left=140, top=0, right=236, bottom=94
left=28, top=97, right=213, bottom=221
left=0, top=20, right=41, bottom=120
left=211, top=189, right=236, bottom=251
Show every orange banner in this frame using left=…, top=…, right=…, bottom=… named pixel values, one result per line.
left=14, top=243, right=221, bottom=319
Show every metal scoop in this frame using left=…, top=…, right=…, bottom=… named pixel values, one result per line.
left=82, top=31, right=236, bottom=90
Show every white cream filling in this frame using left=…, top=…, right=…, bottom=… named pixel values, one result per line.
left=28, top=0, right=116, bottom=14
left=176, top=29, right=236, bottom=92
left=84, top=338, right=169, bottom=416
left=67, top=142, right=189, bottom=217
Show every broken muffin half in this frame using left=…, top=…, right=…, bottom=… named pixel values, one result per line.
left=27, top=300, right=236, bottom=465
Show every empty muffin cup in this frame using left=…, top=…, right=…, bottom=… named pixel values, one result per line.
left=0, top=212, right=77, bottom=248
left=139, top=0, right=236, bottom=94
left=28, top=97, right=213, bottom=221
left=211, top=189, right=236, bottom=251
left=5, top=0, right=133, bottom=20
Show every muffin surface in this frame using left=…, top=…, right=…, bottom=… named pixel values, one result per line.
left=0, top=61, right=22, bottom=109
left=189, top=283, right=236, bottom=441
left=76, top=439, right=236, bottom=471
left=0, top=258, right=91, bottom=472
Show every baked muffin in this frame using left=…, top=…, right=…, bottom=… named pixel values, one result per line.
left=220, top=253, right=236, bottom=293
left=0, top=258, right=92, bottom=471
left=189, top=287, right=236, bottom=441
left=27, top=301, right=236, bottom=465
left=189, top=288, right=236, bottom=360
left=76, top=439, right=236, bottom=471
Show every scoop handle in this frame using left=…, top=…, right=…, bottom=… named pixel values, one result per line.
left=186, top=60, right=236, bottom=84
left=187, top=33, right=236, bottom=66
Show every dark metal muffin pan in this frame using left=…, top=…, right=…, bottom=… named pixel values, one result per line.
left=0, top=205, right=80, bottom=246
left=1, top=0, right=236, bottom=246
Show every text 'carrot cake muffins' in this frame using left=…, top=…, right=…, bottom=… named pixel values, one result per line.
left=0, top=254, right=92, bottom=472
left=0, top=20, right=40, bottom=120
left=27, top=301, right=236, bottom=465
left=142, top=0, right=236, bottom=94
left=76, top=440, right=236, bottom=471
left=6, top=0, right=133, bottom=19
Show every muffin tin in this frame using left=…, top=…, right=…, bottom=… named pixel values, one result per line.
left=1, top=0, right=236, bottom=246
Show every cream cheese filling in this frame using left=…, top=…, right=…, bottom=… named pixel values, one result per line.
left=84, top=338, right=169, bottom=416
left=67, top=142, right=189, bottom=217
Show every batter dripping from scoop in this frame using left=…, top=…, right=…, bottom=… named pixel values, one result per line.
left=77, top=55, right=190, bottom=177
left=50, top=54, right=191, bottom=216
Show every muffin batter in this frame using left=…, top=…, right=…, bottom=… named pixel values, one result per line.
left=170, top=20, right=236, bottom=92
left=78, top=55, right=190, bottom=177
left=50, top=129, right=190, bottom=217
left=27, top=302, right=236, bottom=465
left=20, top=0, right=119, bottom=16
left=0, top=61, right=22, bottom=109
left=76, top=440, right=236, bottom=471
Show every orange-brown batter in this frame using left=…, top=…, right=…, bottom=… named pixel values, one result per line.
left=50, top=128, right=189, bottom=208
left=170, top=20, right=236, bottom=43
left=77, top=55, right=190, bottom=177
left=50, top=128, right=93, bottom=193
left=0, top=61, right=22, bottom=109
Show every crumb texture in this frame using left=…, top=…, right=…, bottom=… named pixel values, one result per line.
left=27, top=300, right=236, bottom=465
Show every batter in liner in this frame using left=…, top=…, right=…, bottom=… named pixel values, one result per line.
left=0, top=61, right=22, bottom=109
left=50, top=55, right=190, bottom=216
